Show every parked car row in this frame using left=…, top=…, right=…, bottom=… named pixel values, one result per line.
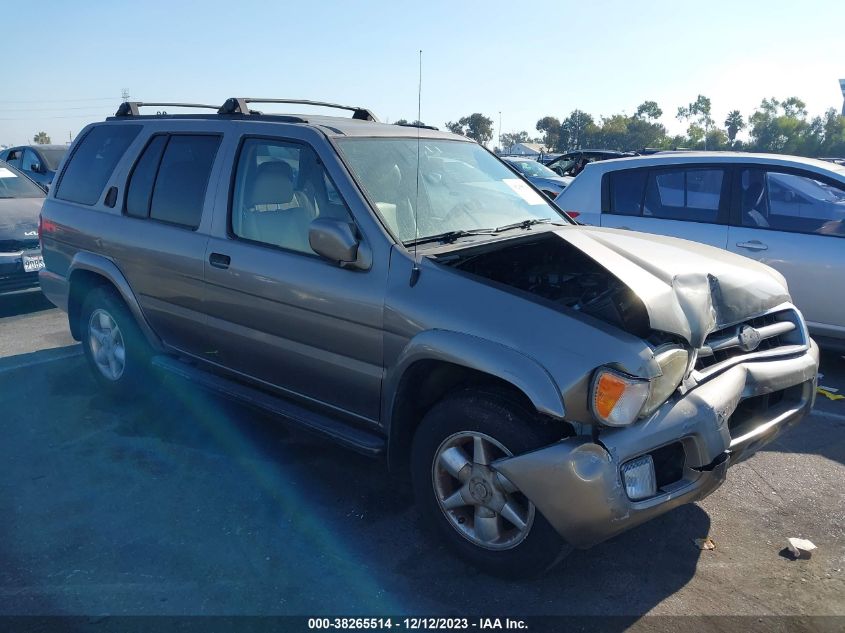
left=0, top=160, right=46, bottom=295
left=34, top=98, right=818, bottom=577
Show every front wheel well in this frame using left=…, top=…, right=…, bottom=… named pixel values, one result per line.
left=67, top=270, right=116, bottom=340
left=387, top=360, right=570, bottom=475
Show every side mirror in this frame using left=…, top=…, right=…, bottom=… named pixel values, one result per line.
left=30, top=163, right=43, bottom=173
left=309, top=218, right=371, bottom=270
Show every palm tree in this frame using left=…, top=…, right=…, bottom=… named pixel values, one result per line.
left=32, top=131, right=51, bottom=144
left=724, top=111, right=745, bottom=145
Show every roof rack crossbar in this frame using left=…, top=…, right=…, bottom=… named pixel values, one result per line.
left=115, top=102, right=222, bottom=117
left=218, top=98, right=378, bottom=122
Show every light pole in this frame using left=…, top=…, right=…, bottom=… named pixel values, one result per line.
left=498, top=111, right=502, bottom=152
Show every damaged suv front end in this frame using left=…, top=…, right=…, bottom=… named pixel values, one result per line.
left=432, top=227, right=818, bottom=549
left=338, top=133, right=818, bottom=573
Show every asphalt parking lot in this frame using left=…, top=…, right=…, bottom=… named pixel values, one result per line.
left=1, top=293, right=843, bottom=621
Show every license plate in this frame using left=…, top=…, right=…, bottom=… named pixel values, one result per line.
left=23, top=254, right=44, bottom=273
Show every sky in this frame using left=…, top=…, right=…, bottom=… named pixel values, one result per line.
left=2, top=0, right=844, bottom=147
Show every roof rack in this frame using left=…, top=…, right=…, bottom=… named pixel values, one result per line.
left=115, top=102, right=221, bottom=117
left=218, top=98, right=378, bottom=122
left=396, top=121, right=439, bottom=131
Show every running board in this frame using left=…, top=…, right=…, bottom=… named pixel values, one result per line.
left=152, top=355, right=385, bottom=456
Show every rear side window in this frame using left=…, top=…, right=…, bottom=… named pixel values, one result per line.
left=56, top=125, right=140, bottom=205
left=124, top=134, right=220, bottom=228
left=126, top=135, right=167, bottom=218
left=608, top=170, right=647, bottom=215
left=643, top=168, right=726, bottom=222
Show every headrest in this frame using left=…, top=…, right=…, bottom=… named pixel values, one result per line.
left=250, top=160, right=294, bottom=207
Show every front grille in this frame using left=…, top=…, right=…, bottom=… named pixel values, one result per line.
left=728, top=384, right=804, bottom=440
left=0, top=271, right=40, bottom=294
left=0, top=239, right=39, bottom=253
left=695, top=309, right=805, bottom=372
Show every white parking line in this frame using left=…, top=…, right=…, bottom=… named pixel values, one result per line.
left=809, top=409, right=845, bottom=423
left=0, top=344, right=82, bottom=374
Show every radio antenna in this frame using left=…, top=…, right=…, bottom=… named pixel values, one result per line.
left=410, top=49, right=422, bottom=287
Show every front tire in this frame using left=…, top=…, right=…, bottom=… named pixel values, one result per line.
left=80, top=285, right=152, bottom=396
left=411, top=390, right=570, bottom=577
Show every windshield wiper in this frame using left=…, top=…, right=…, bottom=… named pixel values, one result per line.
left=494, top=218, right=562, bottom=233
left=405, top=228, right=497, bottom=246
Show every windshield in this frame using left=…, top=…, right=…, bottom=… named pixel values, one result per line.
left=508, top=159, right=560, bottom=179
left=0, top=164, right=45, bottom=198
left=38, top=148, right=67, bottom=171
left=337, top=138, right=566, bottom=242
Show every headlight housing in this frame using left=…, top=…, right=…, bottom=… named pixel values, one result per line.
left=591, top=348, right=689, bottom=426
left=641, top=347, right=689, bottom=417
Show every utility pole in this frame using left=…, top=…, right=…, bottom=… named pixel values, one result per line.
left=121, top=88, right=130, bottom=102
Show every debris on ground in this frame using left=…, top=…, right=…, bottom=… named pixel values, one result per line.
left=694, top=537, right=716, bottom=551
left=786, top=538, right=817, bottom=559
left=816, top=387, right=844, bottom=401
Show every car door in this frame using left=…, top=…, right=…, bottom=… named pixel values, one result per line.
left=201, top=130, right=387, bottom=423
left=728, top=166, right=845, bottom=339
left=600, top=165, right=731, bottom=248
left=113, top=130, right=223, bottom=355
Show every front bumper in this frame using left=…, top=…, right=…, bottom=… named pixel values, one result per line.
left=494, top=341, right=819, bottom=549
left=0, top=250, right=42, bottom=296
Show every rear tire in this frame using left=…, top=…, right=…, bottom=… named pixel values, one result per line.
left=411, top=389, right=570, bottom=578
left=80, top=285, right=152, bottom=396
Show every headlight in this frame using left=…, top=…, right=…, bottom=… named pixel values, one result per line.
left=591, top=368, right=650, bottom=426
left=641, top=348, right=689, bottom=417
left=591, top=348, right=688, bottom=426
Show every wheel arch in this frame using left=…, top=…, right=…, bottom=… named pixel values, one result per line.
left=384, top=330, right=568, bottom=474
left=67, top=252, right=162, bottom=350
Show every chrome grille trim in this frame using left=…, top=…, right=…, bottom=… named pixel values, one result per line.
left=693, top=305, right=808, bottom=378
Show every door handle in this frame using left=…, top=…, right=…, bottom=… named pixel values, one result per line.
left=735, top=240, right=768, bottom=252
left=209, top=252, right=231, bottom=269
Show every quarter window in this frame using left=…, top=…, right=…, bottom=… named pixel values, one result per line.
left=56, top=125, right=140, bottom=205
left=740, top=168, right=845, bottom=237
left=231, top=138, right=353, bottom=254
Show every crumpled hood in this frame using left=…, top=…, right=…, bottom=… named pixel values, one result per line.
left=0, top=197, right=43, bottom=239
left=554, top=226, right=791, bottom=347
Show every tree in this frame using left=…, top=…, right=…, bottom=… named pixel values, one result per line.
left=677, top=95, right=714, bottom=149
left=561, top=110, right=595, bottom=149
left=395, top=119, right=425, bottom=126
left=535, top=116, right=562, bottom=152
left=33, top=131, right=51, bottom=144
left=444, top=113, right=495, bottom=144
left=635, top=101, right=663, bottom=121
left=724, top=110, right=745, bottom=144
left=500, top=131, right=532, bottom=151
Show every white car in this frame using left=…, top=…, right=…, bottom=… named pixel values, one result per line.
left=555, top=152, right=845, bottom=348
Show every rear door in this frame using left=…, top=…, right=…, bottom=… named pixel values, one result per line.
left=600, top=165, right=731, bottom=248
left=112, top=130, right=223, bottom=355
left=727, top=166, right=845, bottom=338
